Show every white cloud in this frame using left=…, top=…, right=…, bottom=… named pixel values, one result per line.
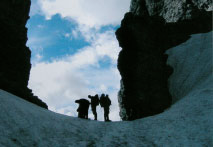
left=67, top=30, right=120, bottom=67
left=37, top=0, right=130, bottom=28
left=72, top=29, right=79, bottom=39
left=29, top=30, right=122, bottom=121
left=37, top=25, right=45, bottom=28
left=100, top=84, right=107, bottom=92
left=30, top=0, right=42, bottom=16
left=64, top=33, right=70, bottom=38
left=35, top=54, right=43, bottom=61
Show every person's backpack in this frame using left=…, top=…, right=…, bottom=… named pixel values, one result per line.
left=99, top=96, right=105, bottom=107
left=100, top=96, right=111, bottom=107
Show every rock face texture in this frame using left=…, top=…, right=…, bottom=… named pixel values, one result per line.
left=116, top=0, right=212, bottom=120
left=130, top=0, right=212, bottom=22
left=0, top=0, right=48, bottom=109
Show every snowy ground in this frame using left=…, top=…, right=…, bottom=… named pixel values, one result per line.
left=0, top=32, right=212, bottom=147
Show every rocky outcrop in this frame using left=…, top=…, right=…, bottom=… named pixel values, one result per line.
left=130, top=0, right=212, bottom=22
left=0, top=0, right=48, bottom=109
left=116, top=0, right=212, bottom=120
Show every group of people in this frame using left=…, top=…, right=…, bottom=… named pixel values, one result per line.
left=75, top=94, right=111, bottom=121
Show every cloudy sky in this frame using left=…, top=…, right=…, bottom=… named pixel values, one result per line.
left=27, top=0, right=130, bottom=121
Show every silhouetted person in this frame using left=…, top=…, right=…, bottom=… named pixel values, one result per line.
left=75, top=99, right=90, bottom=119
left=88, top=94, right=100, bottom=120
left=100, top=94, right=111, bottom=121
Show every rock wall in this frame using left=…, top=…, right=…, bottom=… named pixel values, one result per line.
left=116, top=0, right=212, bottom=120
left=0, top=0, right=48, bottom=109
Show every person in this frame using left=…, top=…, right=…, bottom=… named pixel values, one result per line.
left=100, top=94, right=111, bottom=122
left=88, top=94, right=99, bottom=120
left=75, top=99, right=90, bottom=119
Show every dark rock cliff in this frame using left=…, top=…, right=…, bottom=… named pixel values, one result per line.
left=116, top=0, right=212, bottom=120
left=0, top=0, right=48, bottom=109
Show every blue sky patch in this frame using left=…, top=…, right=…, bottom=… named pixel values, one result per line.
left=27, top=14, right=90, bottom=62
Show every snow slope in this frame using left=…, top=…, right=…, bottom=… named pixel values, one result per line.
left=0, top=32, right=212, bottom=147
left=167, top=31, right=213, bottom=103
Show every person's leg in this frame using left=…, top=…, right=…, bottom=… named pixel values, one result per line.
left=106, top=107, right=110, bottom=121
left=104, top=113, right=107, bottom=121
left=94, top=112, right=97, bottom=120
left=79, top=111, right=84, bottom=118
left=85, top=109, right=89, bottom=119
left=92, top=106, right=97, bottom=120
left=104, top=107, right=107, bottom=121
left=85, top=112, right=88, bottom=119
left=94, top=107, right=97, bottom=120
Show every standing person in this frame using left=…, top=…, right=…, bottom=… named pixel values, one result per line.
left=88, top=94, right=99, bottom=120
left=100, top=94, right=111, bottom=122
left=75, top=99, right=90, bottom=119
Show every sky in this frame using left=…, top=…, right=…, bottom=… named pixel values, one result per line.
left=27, top=0, right=131, bottom=121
